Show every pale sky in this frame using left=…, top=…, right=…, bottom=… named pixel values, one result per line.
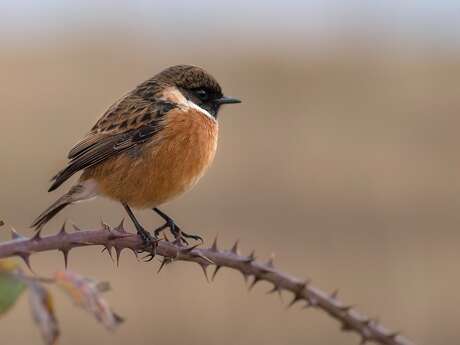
left=1, top=1, right=459, bottom=47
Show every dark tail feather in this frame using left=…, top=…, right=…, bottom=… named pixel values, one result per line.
left=31, top=196, right=71, bottom=230
left=49, top=167, right=76, bottom=192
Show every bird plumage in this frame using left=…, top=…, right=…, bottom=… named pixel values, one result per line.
left=82, top=106, right=218, bottom=208
left=48, top=95, right=172, bottom=192
left=32, top=65, right=240, bottom=232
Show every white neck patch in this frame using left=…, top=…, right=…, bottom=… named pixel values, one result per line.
left=185, top=99, right=216, bottom=122
left=160, top=86, right=217, bottom=122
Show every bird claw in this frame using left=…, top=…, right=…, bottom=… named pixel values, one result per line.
left=141, top=252, right=155, bottom=262
left=154, top=220, right=202, bottom=247
left=137, top=229, right=158, bottom=260
left=181, top=232, right=203, bottom=243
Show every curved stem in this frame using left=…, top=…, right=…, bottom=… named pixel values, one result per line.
left=0, top=222, right=415, bottom=345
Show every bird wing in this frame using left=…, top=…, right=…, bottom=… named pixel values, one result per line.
left=68, top=94, right=149, bottom=159
left=49, top=94, right=175, bottom=192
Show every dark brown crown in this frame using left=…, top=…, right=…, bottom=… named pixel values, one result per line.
left=134, top=64, right=229, bottom=112
left=154, top=65, right=222, bottom=95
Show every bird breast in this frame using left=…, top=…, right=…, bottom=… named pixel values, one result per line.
left=85, top=107, right=218, bottom=208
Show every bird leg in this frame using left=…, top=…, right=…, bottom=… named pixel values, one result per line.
left=152, top=207, right=203, bottom=246
left=123, top=203, right=158, bottom=261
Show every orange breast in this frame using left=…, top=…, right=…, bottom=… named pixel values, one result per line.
left=83, top=108, right=218, bottom=208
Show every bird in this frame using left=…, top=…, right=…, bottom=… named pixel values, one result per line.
left=31, top=65, right=241, bottom=251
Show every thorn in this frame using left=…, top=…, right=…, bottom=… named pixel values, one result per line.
left=330, top=289, right=339, bottom=299
left=199, top=263, right=209, bottom=283
left=240, top=271, right=249, bottom=284
left=109, top=227, right=131, bottom=240
left=101, top=245, right=114, bottom=263
left=202, top=254, right=216, bottom=265
left=198, top=253, right=216, bottom=265
left=193, top=252, right=214, bottom=265
left=71, top=223, right=81, bottom=231
left=230, top=240, right=239, bottom=254
left=115, top=247, right=123, bottom=267
left=211, top=265, right=221, bottom=281
left=100, top=219, right=110, bottom=231
left=245, top=250, right=256, bottom=263
left=266, top=252, right=275, bottom=268
left=267, top=284, right=283, bottom=301
left=249, top=276, right=261, bottom=290
left=114, top=218, right=126, bottom=233
left=287, top=294, right=303, bottom=308
left=210, top=236, right=219, bottom=252
left=10, top=227, right=24, bottom=240
left=58, top=221, right=67, bottom=236
left=128, top=247, right=139, bottom=261
left=61, top=248, right=69, bottom=269
left=18, top=251, right=33, bottom=272
left=157, top=258, right=171, bottom=274
left=181, top=244, right=200, bottom=254
left=31, top=229, right=42, bottom=241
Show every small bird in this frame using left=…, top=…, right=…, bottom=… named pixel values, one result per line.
left=32, top=65, right=241, bottom=250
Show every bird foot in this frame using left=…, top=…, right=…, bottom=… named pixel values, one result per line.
left=136, top=228, right=159, bottom=262
left=154, top=219, right=202, bottom=247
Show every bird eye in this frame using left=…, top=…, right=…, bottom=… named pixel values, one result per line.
left=195, top=89, right=209, bottom=101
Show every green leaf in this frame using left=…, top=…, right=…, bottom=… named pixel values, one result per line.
left=0, top=271, right=27, bottom=315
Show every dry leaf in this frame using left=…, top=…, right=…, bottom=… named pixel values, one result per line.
left=28, top=281, right=59, bottom=345
left=54, top=271, right=123, bottom=330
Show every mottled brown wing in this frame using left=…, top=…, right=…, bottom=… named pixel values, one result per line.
left=68, top=94, right=150, bottom=159
left=49, top=94, right=175, bottom=192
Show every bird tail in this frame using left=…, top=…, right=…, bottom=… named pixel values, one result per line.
left=31, top=180, right=98, bottom=231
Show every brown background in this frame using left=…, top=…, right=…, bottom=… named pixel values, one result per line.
left=1, top=3, right=459, bottom=345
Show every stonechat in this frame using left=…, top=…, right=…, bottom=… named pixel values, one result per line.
left=32, top=65, right=241, bottom=250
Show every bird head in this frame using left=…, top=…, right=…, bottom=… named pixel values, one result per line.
left=151, top=65, right=241, bottom=119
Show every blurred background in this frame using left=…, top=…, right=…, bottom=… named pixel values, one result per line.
left=1, top=1, right=459, bottom=344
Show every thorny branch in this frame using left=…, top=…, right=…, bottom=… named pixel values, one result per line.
left=0, top=221, right=415, bottom=345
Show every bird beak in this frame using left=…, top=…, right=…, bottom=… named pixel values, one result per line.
left=215, top=96, right=242, bottom=105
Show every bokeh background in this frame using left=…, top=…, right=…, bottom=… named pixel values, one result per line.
left=1, top=1, right=459, bottom=345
